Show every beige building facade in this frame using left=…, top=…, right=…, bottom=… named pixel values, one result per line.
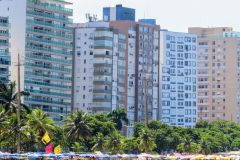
left=189, top=27, right=240, bottom=122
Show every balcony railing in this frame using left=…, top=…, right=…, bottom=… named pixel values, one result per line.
left=25, top=53, right=72, bottom=65
left=25, top=89, right=71, bottom=97
left=26, top=45, right=71, bottom=56
left=26, top=37, right=72, bottom=48
left=27, top=0, right=73, bottom=15
left=27, top=28, right=73, bottom=39
left=25, top=71, right=71, bottom=81
left=25, top=97, right=70, bottom=106
left=27, top=19, right=72, bottom=31
left=25, top=80, right=71, bottom=89
left=27, top=10, right=73, bottom=23
left=25, top=62, right=71, bottom=72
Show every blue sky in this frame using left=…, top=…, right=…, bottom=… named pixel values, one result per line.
left=70, top=0, right=240, bottom=32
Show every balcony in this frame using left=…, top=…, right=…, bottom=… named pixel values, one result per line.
left=25, top=80, right=71, bottom=89
left=93, top=88, right=112, bottom=94
left=26, top=28, right=72, bottom=40
left=93, top=70, right=112, bottom=76
left=0, top=42, right=9, bottom=47
left=26, top=45, right=71, bottom=56
left=25, top=53, right=72, bottom=65
left=0, top=32, right=9, bottom=37
left=25, top=97, right=70, bottom=106
left=94, top=63, right=112, bottom=68
left=26, top=37, right=72, bottom=48
left=26, top=19, right=72, bottom=32
left=25, top=71, right=71, bottom=81
left=27, top=0, right=73, bottom=15
left=93, top=98, right=112, bottom=102
left=42, top=108, right=70, bottom=114
left=93, top=80, right=112, bottom=85
left=0, top=52, right=10, bottom=57
left=27, top=10, right=73, bottom=23
left=25, top=89, right=71, bottom=97
left=25, top=62, right=71, bottom=73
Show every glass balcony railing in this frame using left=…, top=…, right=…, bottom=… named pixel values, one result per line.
left=94, top=63, right=112, bottom=67
left=0, top=22, right=8, bottom=27
left=27, top=10, right=73, bottom=23
left=26, top=28, right=73, bottom=39
left=25, top=80, right=71, bottom=89
left=25, top=97, right=71, bottom=106
left=25, top=62, right=71, bottom=72
left=26, top=45, right=71, bottom=56
left=26, top=19, right=72, bottom=31
left=25, top=89, right=71, bottom=97
left=26, top=37, right=72, bottom=48
left=25, top=53, right=72, bottom=65
left=0, top=42, right=9, bottom=47
left=0, top=60, right=10, bottom=65
left=0, top=32, right=9, bottom=37
left=93, top=98, right=112, bottom=102
left=0, top=52, right=10, bottom=57
left=27, top=0, right=73, bottom=15
left=42, top=108, right=70, bottom=114
left=25, top=71, right=71, bottom=81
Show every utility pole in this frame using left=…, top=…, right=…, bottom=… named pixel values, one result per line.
left=17, top=53, right=21, bottom=153
left=144, top=73, right=149, bottom=127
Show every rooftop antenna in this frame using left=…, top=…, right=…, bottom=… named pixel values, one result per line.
left=86, top=13, right=98, bottom=22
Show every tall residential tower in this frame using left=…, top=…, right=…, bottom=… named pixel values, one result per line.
left=73, top=21, right=126, bottom=114
left=0, top=16, right=10, bottom=84
left=159, top=30, right=197, bottom=127
left=0, top=0, right=73, bottom=121
left=189, top=27, right=240, bottom=122
left=109, top=21, right=160, bottom=136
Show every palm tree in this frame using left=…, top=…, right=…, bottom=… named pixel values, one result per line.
left=92, top=132, right=105, bottom=152
left=64, top=111, right=91, bottom=144
left=26, top=108, right=55, bottom=151
left=105, top=131, right=123, bottom=154
left=107, top=107, right=128, bottom=130
left=138, top=129, right=156, bottom=153
left=0, top=105, right=8, bottom=133
left=0, top=81, right=30, bottom=113
left=26, top=108, right=55, bottom=134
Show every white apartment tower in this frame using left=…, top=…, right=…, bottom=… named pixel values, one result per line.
left=73, top=22, right=126, bottom=113
left=159, top=30, right=197, bottom=127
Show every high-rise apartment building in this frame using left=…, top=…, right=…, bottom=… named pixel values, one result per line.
left=0, top=16, right=10, bottom=84
left=73, top=21, right=126, bottom=114
left=110, top=21, right=160, bottom=136
left=189, top=27, right=240, bottom=122
left=159, top=30, right=197, bottom=127
left=0, top=0, right=73, bottom=121
left=103, top=4, right=135, bottom=22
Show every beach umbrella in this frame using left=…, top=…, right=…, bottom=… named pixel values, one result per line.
left=191, top=155, right=205, bottom=160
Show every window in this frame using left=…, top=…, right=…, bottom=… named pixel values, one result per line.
left=83, top=86, right=86, bottom=90
left=83, top=95, right=85, bottom=99
left=84, top=59, right=86, bottom=64
left=90, top=51, right=93, bottom=55
left=84, top=68, right=86, bottom=73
